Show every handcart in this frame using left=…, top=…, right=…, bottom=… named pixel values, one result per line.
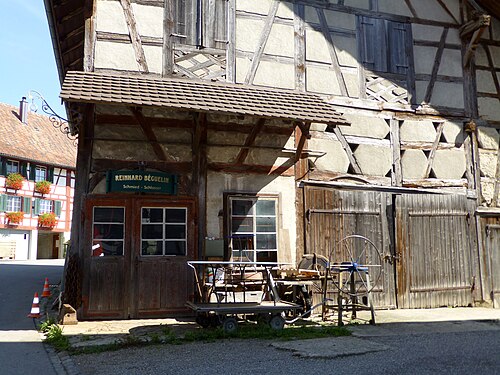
left=186, top=260, right=303, bottom=332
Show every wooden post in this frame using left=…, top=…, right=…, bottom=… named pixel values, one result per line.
left=226, top=0, right=236, bottom=82
left=163, top=0, right=174, bottom=76
left=83, top=1, right=96, bottom=72
left=390, top=119, right=402, bottom=186
left=424, top=122, right=445, bottom=178
left=294, top=3, right=305, bottom=92
left=120, top=0, right=149, bottom=73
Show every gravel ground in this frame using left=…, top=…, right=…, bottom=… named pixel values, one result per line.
left=73, top=329, right=500, bottom=375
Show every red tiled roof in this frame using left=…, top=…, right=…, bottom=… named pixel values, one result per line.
left=60, top=71, right=348, bottom=125
left=0, top=102, right=76, bottom=169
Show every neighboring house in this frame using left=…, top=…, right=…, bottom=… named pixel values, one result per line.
left=44, top=0, right=500, bottom=319
left=0, top=99, right=76, bottom=260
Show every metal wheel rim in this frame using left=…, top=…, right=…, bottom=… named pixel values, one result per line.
left=223, top=317, right=238, bottom=333
left=329, top=235, right=383, bottom=297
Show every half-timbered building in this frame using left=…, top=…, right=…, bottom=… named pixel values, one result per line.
left=44, top=0, right=500, bottom=319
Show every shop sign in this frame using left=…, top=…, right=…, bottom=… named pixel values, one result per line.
left=106, top=171, right=178, bottom=194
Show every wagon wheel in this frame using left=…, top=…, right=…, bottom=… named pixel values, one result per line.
left=297, top=253, right=329, bottom=305
left=269, top=314, right=285, bottom=330
left=222, top=317, right=238, bottom=333
left=328, top=235, right=383, bottom=297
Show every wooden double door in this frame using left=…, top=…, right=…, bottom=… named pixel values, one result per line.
left=82, top=196, right=196, bottom=319
left=303, top=185, right=478, bottom=309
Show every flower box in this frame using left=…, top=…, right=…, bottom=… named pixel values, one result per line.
left=38, top=212, right=57, bottom=228
left=35, top=180, right=52, bottom=195
left=5, top=211, right=24, bottom=225
left=5, top=173, right=24, bottom=190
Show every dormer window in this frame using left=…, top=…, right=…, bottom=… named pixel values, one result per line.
left=173, top=0, right=227, bottom=49
left=6, top=160, right=19, bottom=175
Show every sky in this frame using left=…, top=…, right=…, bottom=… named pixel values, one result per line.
left=0, top=1, right=65, bottom=117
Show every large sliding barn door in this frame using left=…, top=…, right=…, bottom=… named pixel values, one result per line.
left=395, top=194, right=476, bottom=308
left=304, top=186, right=396, bottom=308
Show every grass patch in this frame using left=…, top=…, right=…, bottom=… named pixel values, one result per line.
left=43, top=324, right=70, bottom=352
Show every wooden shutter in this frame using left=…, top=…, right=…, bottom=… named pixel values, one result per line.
left=387, top=21, right=409, bottom=74
left=23, top=197, right=31, bottom=214
left=48, top=167, right=55, bottom=183
left=174, top=0, right=198, bottom=45
left=0, top=195, right=6, bottom=212
left=20, top=162, right=28, bottom=178
left=34, top=199, right=40, bottom=215
left=54, top=200, right=62, bottom=217
left=29, top=163, right=37, bottom=181
left=204, top=0, right=227, bottom=48
left=0, top=157, right=6, bottom=176
left=359, top=16, right=387, bottom=73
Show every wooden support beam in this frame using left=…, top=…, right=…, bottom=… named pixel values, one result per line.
left=294, top=122, right=310, bottom=163
left=227, top=0, right=236, bottom=82
left=424, top=27, right=448, bottom=104
left=332, top=127, right=362, bottom=174
left=317, top=8, right=348, bottom=96
left=493, top=141, right=500, bottom=207
left=209, top=162, right=295, bottom=177
left=244, top=0, right=279, bottom=84
left=482, top=45, right=500, bottom=103
left=424, top=122, right=445, bottom=178
left=92, top=158, right=191, bottom=173
left=403, top=0, right=418, bottom=18
left=294, top=3, right=306, bottom=91
left=162, top=0, right=174, bottom=76
left=120, top=0, right=149, bottom=73
left=436, top=0, right=459, bottom=24
left=83, top=1, right=96, bottom=72
left=390, top=119, right=402, bottom=186
left=130, top=107, right=171, bottom=161
left=235, top=119, right=266, bottom=165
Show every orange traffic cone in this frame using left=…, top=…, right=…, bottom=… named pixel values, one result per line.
left=41, top=278, right=51, bottom=298
left=27, top=292, right=40, bottom=318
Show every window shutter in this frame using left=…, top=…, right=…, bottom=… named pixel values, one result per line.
left=48, top=167, right=55, bottom=183
left=387, top=21, right=408, bottom=74
left=54, top=200, right=62, bottom=217
left=34, top=199, right=41, bottom=215
left=359, top=16, right=387, bottom=72
left=23, top=197, right=31, bottom=214
left=205, top=0, right=227, bottom=49
left=174, top=0, right=198, bottom=45
left=0, top=158, right=6, bottom=176
left=20, top=162, right=28, bottom=178
left=0, top=195, right=6, bottom=212
left=29, top=163, right=37, bottom=180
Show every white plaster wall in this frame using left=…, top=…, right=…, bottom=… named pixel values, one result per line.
left=414, top=46, right=438, bottom=75
left=432, top=149, right=466, bottom=179
left=206, top=172, right=297, bottom=264
left=308, top=136, right=350, bottom=173
left=478, top=98, right=500, bottom=122
left=306, top=29, right=331, bottom=63
left=306, top=66, right=341, bottom=95
left=236, top=0, right=272, bottom=15
left=131, top=3, right=163, bottom=38
left=400, top=120, right=437, bottom=143
left=143, top=46, right=163, bottom=74
left=354, top=145, right=392, bottom=176
left=411, top=0, right=456, bottom=23
left=442, top=120, right=465, bottom=145
left=478, top=127, right=500, bottom=150
left=332, top=35, right=358, bottom=67
left=95, top=41, right=137, bottom=71
left=96, top=0, right=128, bottom=34
left=476, top=70, right=498, bottom=94
left=402, top=149, right=428, bottom=179
left=324, top=9, right=356, bottom=31
left=431, top=82, right=464, bottom=108
left=479, top=150, right=498, bottom=178
left=340, top=114, right=389, bottom=139
left=264, top=23, right=295, bottom=57
left=254, top=61, right=295, bottom=89
left=378, top=0, right=413, bottom=17
left=235, top=18, right=265, bottom=53
left=438, top=49, right=463, bottom=77
left=343, top=0, right=370, bottom=10
left=412, top=24, right=444, bottom=43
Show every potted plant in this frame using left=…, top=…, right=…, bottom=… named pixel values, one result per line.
left=5, top=211, right=24, bottom=225
left=38, top=212, right=57, bottom=228
left=5, top=173, right=24, bottom=190
left=35, top=180, right=52, bottom=195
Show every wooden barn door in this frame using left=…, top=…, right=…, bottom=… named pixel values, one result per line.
left=395, top=194, right=476, bottom=308
left=132, top=198, right=196, bottom=318
left=304, top=186, right=396, bottom=308
left=486, top=225, right=500, bottom=308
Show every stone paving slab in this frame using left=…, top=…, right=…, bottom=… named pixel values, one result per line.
left=271, top=337, right=390, bottom=358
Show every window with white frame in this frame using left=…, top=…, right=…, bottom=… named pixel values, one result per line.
left=38, top=199, right=53, bottom=214
left=92, top=207, right=125, bottom=257
left=6, top=160, right=19, bottom=175
left=54, top=168, right=67, bottom=187
left=229, top=196, right=278, bottom=263
left=141, top=207, right=187, bottom=256
left=35, top=166, right=47, bottom=182
left=6, top=196, right=21, bottom=212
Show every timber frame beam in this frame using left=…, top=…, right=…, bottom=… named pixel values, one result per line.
left=460, top=13, right=491, bottom=67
